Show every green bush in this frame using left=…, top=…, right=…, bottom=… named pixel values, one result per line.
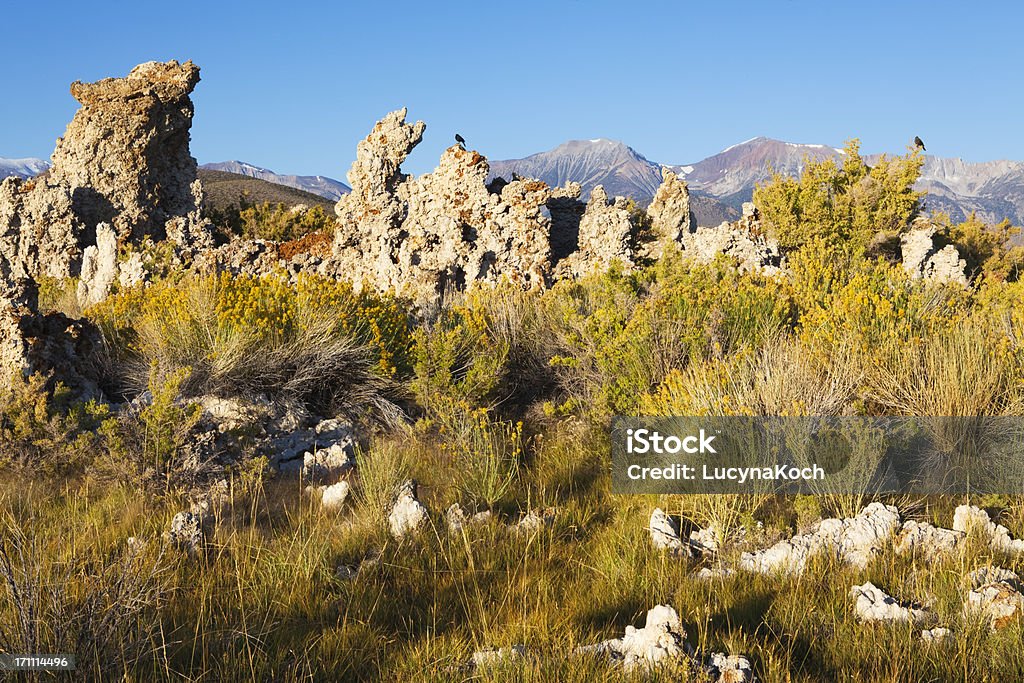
left=210, top=201, right=336, bottom=243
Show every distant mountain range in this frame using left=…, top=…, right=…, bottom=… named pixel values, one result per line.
left=491, top=137, right=1024, bottom=227
left=0, top=157, right=50, bottom=179
left=488, top=139, right=740, bottom=226
left=199, top=161, right=350, bottom=201
left=6, top=138, right=1024, bottom=227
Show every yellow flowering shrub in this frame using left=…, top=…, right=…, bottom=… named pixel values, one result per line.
left=754, top=139, right=923, bottom=253
left=84, top=272, right=413, bottom=409
left=541, top=255, right=794, bottom=416
left=434, top=401, right=523, bottom=507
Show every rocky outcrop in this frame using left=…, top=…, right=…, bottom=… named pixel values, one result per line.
left=51, top=60, right=208, bottom=246
left=953, top=504, right=1024, bottom=554
left=645, top=168, right=693, bottom=258
left=332, top=110, right=551, bottom=306
left=576, top=604, right=687, bottom=671
left=1, top=275, right=101, bottom=397
left=966, top=576, right=1024, bottom=630
left=920, top=627, right=951, bottom=643
left=649, top=508, right=696, bottom=557
left=575, top=605, right=752, bottom=681
left=167, top=511, right=206, bottom=556
left=546, top=182, right=585, bottom=264
left=895, top=519, right=965, bottom=559
left=740, top=503, right=900, bottom=575
left=76, top=222, right=119, bottom=306
left=320, top=481, right=351, bottom=510
left=0, top=60, right=210, bottom=280
left=901, top=222, right=968, bottom=285
left=554, top=186, right=634, bottom=278
left=682, top=203, right=783, bottom=275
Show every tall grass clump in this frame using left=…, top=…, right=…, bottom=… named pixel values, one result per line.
left=86, top=273, right=412, bottom=426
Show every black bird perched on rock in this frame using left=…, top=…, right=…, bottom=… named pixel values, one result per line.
left=914, top=136, right=926, bottom=151
left=455, top=133, right=466, bottom=148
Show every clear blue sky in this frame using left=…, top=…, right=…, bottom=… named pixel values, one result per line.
left=2, top=1, right=1021, bottom=177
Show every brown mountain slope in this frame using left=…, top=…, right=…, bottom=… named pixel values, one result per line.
left=198, top=169, right=333, bottom=213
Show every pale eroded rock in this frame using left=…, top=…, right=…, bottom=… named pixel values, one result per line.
left=966, top=579, right=1024, bottom=630
left=740, top=503, right=900, bottom=575
left=576, top=604, right=687, bottom=671
left=649, top=508, right=695, bottom=557
left=321, top=481, right=351, bottom=510
left=901, top=222, right=968, bottom=285
left=0, top=60, right=211, bottom=279
left=953, top=505, right=1024, bottom=554
left=850, top=582, right=928, bottom=623
left=895, top=519, right=965, bottom=558
left=389, top=479, right=429, bottom=539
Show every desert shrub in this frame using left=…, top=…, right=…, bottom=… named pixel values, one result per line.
left=94, top=368, right=214, bottom=491
left=642, top=333, right=859, bottom=417
left=539, top=255, right=793, bottom=416
left=865, top=317, right=1024, bottom=417
left=941, top=212, right=1024, bottom=281
left=354, top=442, right=417, bottom=531
left=210, top=201, right=336, bottom=243
left=797, top=257, right=937, bottom=356
left=754, top=139, right=923, bottom=252
left=435, top=405, right=523, bottom=508
left=0, top=372, right=109, bottom=475
left=86, top=272, right=412, bottom=424
left=412, top=283, right=547, bottom=417
left=0, top=514, right=167, bottom=678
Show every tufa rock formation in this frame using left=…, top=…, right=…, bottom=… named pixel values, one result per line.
left=0, top=60, right=211, bottom=280
left=0, top=274, right=101, bottom=397
left=332, top=109, right=551, bottom=306
left=76, top=222, right=119, bottom=307
left=901, top=220, right=968, bottom=285
left=329, top=110, right=780, bottom=301
left=645, top=168, right=693, bottom=259
left=683, top=203, right=783, bottom=275
left=554, top=185, right=634, bottom=279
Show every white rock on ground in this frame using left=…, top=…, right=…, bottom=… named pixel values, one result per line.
left=968, top=566, right=1019, bottom=589
left=649, top=508, right=695, bottom=557
left=740, top=503, right=900, bottom=575
left=953, top=505, right=1024, bottom=554
left=705, top=651, right=755, bottom=683
left=446, top=503, right=493, bottom=532
left=697, top=566, right=736, bottom=580
left=690, top=525, right=722, bottom=554
left=271, top=418, right=355, bottom=475
left=575, top=605, right=753, bottom=681
left=302, top=442, right=354, bottom=483
left=576, top=605, right=686, bottom=671
left=850, top=582, right=928, bottom=623
left=388, top=480, right=429, bottom=539
left=966, top=577, right=1024, bottom=630
left=895, top=520, right=965, bottom=558
left=469, top=644, right=526, bottom=669
left=514, top=507, right=555, bottom=534
left=167, top=511, right=205, bottom=556
left=920, top=627, right=952, bottom=643
left=321, top=481, right=351, bottom=510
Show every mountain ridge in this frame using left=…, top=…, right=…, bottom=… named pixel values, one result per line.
left=7, top=136, right=1024, bottom=227
left=199, top=160, right=350, bottom=201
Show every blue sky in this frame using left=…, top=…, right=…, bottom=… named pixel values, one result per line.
left=2, top=1, right=1021, bottom=177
